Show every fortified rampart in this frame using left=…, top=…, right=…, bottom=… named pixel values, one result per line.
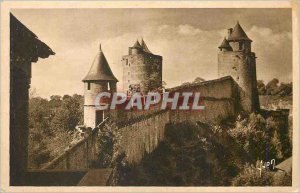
left=113, top=76, right=240, bottom=164
left=42, top=123, right=102, bottom=170
left=44, top=76, right=240, bottom=168
left=42, top=74, right=290, bottom=169
left=167, top=76, right=240, bottom=124
left=117, top=110, right=170, bottom=164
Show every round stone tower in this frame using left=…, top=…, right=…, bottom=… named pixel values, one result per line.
left=82, top=44, right=118, bottom=128
left=218, top=22, right=259, bottom=112
left=122, top=39, right=163, bottom=95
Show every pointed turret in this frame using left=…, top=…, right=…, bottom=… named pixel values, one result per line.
left=132, top=39, right=142, bottom=48
left=140, top=38, right=152, bottom=54
left=218, top=22, right=259, bottom=113
left=83, top=44, right=118, bottom=128
left=83, top=44, right=118, bottom=82
left=123, top=38, right=162, bottom=95
left=227, top=21, right=252, bottom=42
left=218, top=37, right=232, bottom=51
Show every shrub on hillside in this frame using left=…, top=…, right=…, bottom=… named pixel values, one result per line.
left=96, top=117, right=121, bottom=168
left=120, top=122, right=242, bottom=186
left=257, top=79, right=292, bottom=96
left=228, top=113, right=287, bottom=162
left=232, top=162, right=292, bottom=186
left=28, top=94, right=84, bottom=169
left=232, top=163, right=273, bottom=186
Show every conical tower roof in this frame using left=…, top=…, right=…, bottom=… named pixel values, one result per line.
left=228, top=22, right=252, bottom=42
left=83, top=45, right=118, bottom=82
left=218, top=37, right=232, bottom=50
left=132, top=39, right=142, bottom=48
left=140, top=38, right=152, bottom=54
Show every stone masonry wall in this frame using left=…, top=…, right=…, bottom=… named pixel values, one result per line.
left=118, top=111, right=170, bottom=164
left=116, top=77, right=239, bottom=164
left=42, top=126, right=100, bottom=170
left=218, top=51, right=259, bottom=112
left=122, top=52, right=162, bottom=94
left=44, top=77, right=240, bottom=169
left=169, top=98, right=236, bottom=124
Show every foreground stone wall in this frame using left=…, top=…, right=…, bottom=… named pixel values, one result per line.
left=42, top=126, right=100, bottom=170
left=118, top=111, right=170, bottom=164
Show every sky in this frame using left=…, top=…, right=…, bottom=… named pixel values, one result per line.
left=11, top=8, right=292, bottom=98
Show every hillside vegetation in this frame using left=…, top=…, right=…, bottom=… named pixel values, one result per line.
left=28, top=94, right=84, bottom=169
left=117, top=114, right=292, bottom=186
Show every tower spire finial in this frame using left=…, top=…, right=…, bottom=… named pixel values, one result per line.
left=99, top=43, right=102, bottom=51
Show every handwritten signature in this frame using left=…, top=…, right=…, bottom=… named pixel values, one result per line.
left=257, top=159, right=275, bottom=177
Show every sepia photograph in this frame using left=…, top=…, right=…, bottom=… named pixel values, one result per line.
left=0, top=1, right=299, bottom=192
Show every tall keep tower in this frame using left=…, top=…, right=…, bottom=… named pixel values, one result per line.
left=218, top=22, right=259, bottom=112
left=82, top=45, right=118, bottom=128
left=122, top=39, right=163, bottom=95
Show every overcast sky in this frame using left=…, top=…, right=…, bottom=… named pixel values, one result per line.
left=12, top=8, right=292, bottom=98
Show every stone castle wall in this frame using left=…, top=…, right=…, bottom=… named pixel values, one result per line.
left=169, top=98, right=236, bottom=124
left=218, top=51, right=259, bottom=112
left=168, top=76, right=237, bottom=99
left=44, top=76, right=240, bottom=168
left=122, top=52, right=162, bottom=94
left=42, top=126, right=100, bottom=170
left=118, top=111, right=170, bottom=164
left=115, top=76, right=239, bottom=164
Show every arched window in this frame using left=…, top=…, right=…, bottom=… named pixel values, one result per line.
left=107, top=82, right=111, bottom=91
left=239, top=42, right=243, bottom=50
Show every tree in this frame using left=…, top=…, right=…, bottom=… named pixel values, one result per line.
left=193, top=77, right=205, bottom=84
left=49, top=95, right=62, bottom=109
left=29, top=97, right=51, bottom=131
left=50, top=95, right=83, bottom=131
left=257, top=80, right=266, bottom=95
left=266, top=78, right=279, bottom=95
left=277, top=82, right=292, bottom=96
left=97, top=117, right=121, bottom=168
left=28, top=94, right=84, bottom=169
left=261, top=79, right=292, bottom=96
left=29, top=87, right=38, bottom=99
left=228, top=113, right=288, bottom=162
left=181, top=82, right=191, bottom=86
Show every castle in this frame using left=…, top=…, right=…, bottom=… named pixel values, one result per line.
left=82, top=45, right=118, bottom=128
left=9, top=14, right=290, bottom=185
left=122, top=39, right=163, bottom=95
left=82, top=22, right=259, bottom=128
left=218, top=21, right=259, bottom=112
left=43, top=21, right=289, bottom=173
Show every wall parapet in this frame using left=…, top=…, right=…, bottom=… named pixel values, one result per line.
left=116, top=109, right=168, bottom=128
left=42, top=118, right=108, bottom=170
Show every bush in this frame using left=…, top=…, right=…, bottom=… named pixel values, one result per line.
left=272, top=171, right=292, bottom=186
left=228, top=113, right=288, bottom=162
left=232, top=163, right=273, bottom=186
left=28, top=94, right=84, bottom=169
left=120, top=122, right=242, bottom=186
left=96, top=117, right=121, bottom=168
left=257, top=79, right=292, bottom=96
